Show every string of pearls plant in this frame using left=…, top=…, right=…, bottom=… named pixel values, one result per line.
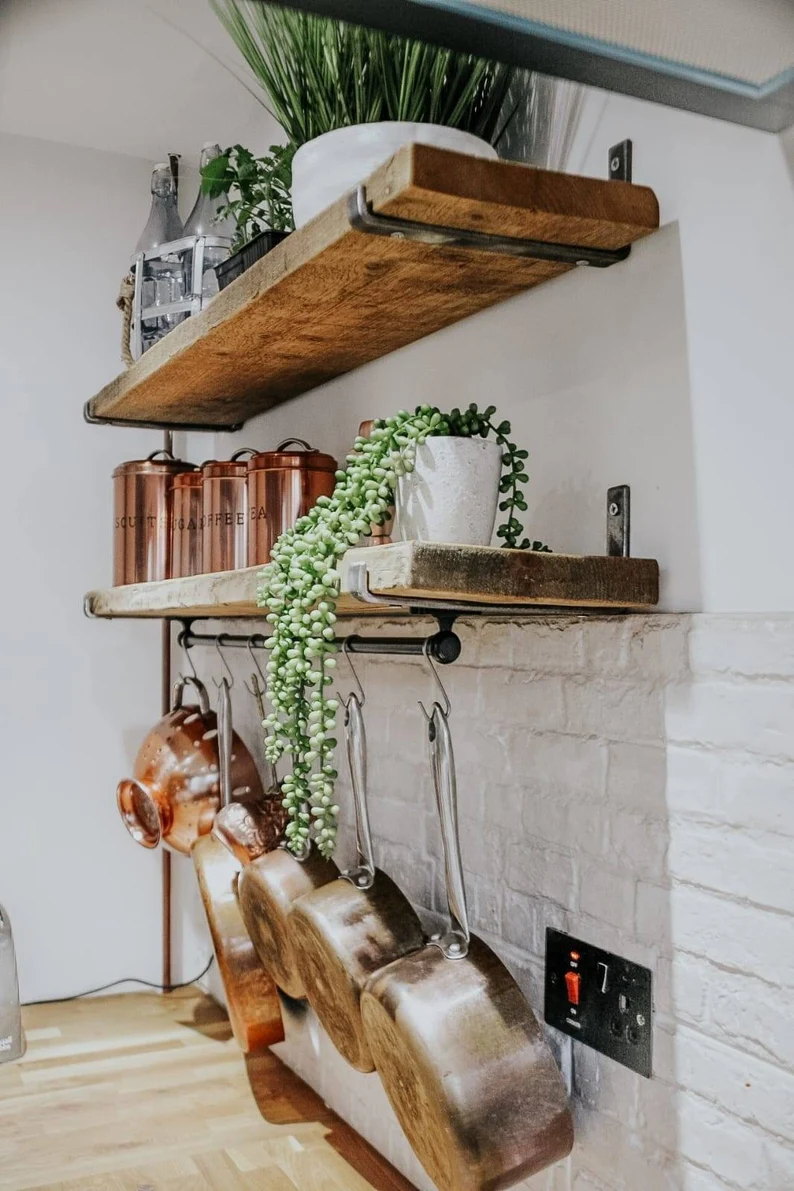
left=258, top=403, right=547, bottom=856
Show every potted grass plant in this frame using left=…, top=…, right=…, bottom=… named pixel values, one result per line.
left=212, top=0, right=515, bottom=226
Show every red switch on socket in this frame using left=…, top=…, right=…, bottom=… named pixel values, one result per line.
left=565, top=970, right=581, bottom=1006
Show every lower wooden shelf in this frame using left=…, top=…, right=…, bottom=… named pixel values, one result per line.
left=85, top=542, right=659, bottom=620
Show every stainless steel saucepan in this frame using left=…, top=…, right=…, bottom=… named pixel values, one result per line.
left=361, top=691, right=573, bottom=1191
left=289, top=650, right=424, bottom=1071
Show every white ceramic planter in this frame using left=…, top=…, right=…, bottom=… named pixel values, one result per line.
left=291, top=122, right=498, bottom=228
left=395, top=436, right=502, bottom=547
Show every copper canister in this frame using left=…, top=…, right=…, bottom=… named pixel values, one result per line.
left=202, top=450, right=255, bottom=574
left=171, top=471, right=204, bottom=578
left=247, top=439, right=338, bottom=567
left=113, top=451, right=194, bottom=585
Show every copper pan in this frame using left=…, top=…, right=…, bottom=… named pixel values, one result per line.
left=116, top=675, right=262, bottom=854
left=290, top=659, right=423, bottom=1072
left=361, top=699, right=573, bottom=1191
left=192, top=678, right=284, bottom=1054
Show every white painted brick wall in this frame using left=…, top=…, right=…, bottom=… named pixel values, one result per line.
left=189, top=613, right=794, bottom=1191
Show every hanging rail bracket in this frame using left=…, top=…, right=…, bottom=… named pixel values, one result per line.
left=83, top=399, right=243, bottom=435
left=347, top=185, right=631, bottom=269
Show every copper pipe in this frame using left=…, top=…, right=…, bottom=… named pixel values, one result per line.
left=162, top=430, right=173, bottom=992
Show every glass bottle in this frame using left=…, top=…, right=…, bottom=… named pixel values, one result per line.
left=135, top=163, right=186, bottom=352
left=184, top=143, right=234, bottom=302
left=0, top=904, right=25, bottom=1064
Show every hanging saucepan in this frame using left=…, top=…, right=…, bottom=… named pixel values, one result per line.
left=116, top=674, right=262, bottom=854
left=290, top=655, right=424, bottom=1071
left=192, top=677, right=284, bottom=1055
left=361, top=697, right=573, bottom=1191
left=236, top=820, right=339, bottom=1000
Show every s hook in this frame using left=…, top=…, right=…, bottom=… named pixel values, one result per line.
left=418, top=636, right=451, bottom=721
left=212, top=634, right=235, bottom=690
left=341, top=638, right=366, bottom=708
left=244, top=635, right=268, bottom=699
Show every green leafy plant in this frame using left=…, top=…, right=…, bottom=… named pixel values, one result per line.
left=212, top=0, right=515, bottom=148
left=201, top=143, right=295, bottom=249
left=258, top=403, right=548, bottom=857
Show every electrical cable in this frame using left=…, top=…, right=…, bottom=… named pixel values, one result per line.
left=23, top=955, right=215, bottom=1006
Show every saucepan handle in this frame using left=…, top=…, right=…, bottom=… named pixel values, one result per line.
left=341, top=692, right=376, bottom=890
left=217, top=677, right=233, bottom=809
left=172, top=673, right=211, bottom=715
left=428, top=702, right=470, bottom=960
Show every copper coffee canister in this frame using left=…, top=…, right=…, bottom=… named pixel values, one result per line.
left=202, top=450, right=255, bottom=574
left=113, top=451, right=194, bottom=585
left=171, top=470, right=203, bottom=578
left=247, top=439, right=337, bottom=567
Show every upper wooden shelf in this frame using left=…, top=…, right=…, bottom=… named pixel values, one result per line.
left=85, top=145, right=660, bottom=431
left=85, top=542, right=659, bottom=620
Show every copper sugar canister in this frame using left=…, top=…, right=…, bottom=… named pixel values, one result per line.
left=247, top=439, right=338, bottom=567
left=113, top=451, right=194, bottom=585
left=171, top=471, right=204, bottom=578
left=202, top=450, right=255, bottom=574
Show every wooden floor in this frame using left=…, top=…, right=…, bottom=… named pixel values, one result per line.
left=0, top=988, right=415, bottom=1191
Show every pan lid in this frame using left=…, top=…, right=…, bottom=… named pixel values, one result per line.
left=112, top=450, right=195, bottom=479
left=248, top=438, right=338, bottom=473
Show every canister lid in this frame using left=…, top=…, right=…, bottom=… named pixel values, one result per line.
left=248, top=438, right=338, bottom=473
left=202, top=448, right=256, bottom=479
left=172, top=470, right=204, bottom=489
left=112, top=450, right=196, bottom=479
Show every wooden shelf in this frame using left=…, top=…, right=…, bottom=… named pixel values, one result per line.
left=85, top=542, right=659, bottom=620
left=85, top=145, right=660, bottom=431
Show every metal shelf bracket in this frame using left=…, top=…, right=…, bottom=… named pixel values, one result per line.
left=83, top=399, right=243, bottom=435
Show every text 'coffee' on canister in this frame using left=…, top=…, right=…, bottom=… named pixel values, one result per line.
left=171, top=470, right=204, bottom=578
left=113, top=451, right=195, bottom=585
left=202, top=450, right=255, bottom=574
left=247, top=439, right=338, bottom=567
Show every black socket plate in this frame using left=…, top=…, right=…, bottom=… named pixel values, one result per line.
left=545, top=928, right=653, bottom=1078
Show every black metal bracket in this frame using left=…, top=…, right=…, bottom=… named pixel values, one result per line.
left=608, top=139, right=633, bottom=183
left=347, top=185, right=630, bottom=269
left=83, top=399, right=243, bottom=435
left=607, top=485, right=631, bottom=558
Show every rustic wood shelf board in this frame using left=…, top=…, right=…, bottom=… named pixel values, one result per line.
left=86, top=145, right=660, bottom=429
left=85, top=542, right=659, bottom=620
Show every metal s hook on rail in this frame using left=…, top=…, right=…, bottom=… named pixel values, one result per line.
left=418, top=637, right=452, bottom=720
left=213, top=634, right=235, bottom=690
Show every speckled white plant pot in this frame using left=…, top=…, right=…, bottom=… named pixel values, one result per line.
left=291, top=122, right=498, bottom=227
left=395, top=436, right=502, bottom=547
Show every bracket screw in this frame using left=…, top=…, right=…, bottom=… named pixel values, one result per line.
left=609, top=501, right=620, bottom=517
left=391, top=231, right=406, bottom=240
left=611, top=155, right=620, bottom=174
left=636, top=1013, right=646, bottom=1027
left=448, top=941, right=462, bottom=954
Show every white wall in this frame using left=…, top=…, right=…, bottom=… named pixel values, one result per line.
left=0, top=133, right=173, bottom=1001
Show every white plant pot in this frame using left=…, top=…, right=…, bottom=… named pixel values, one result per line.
left=395, top=436, right=502, bottom=547
left=291, top=122, right=498, bottom=228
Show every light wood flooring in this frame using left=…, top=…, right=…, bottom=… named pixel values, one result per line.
left=0, top=988, right=415, bottom=1191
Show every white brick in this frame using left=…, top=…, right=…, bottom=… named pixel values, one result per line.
left=374, top=841, right=435, bottom=908
left=506, top=840, right=577, bottom=909
left=508, top=618, right=586, bottom=674
left=665, top=679, right=794, bottom=760
left=689, top=617, right=794, bottom=679
left=502, top=889, right=566, bottom=955
left=467, top=873, right=503, bottom=936
left=607, top=741, right=668, bottom=812
left=491, top=673, right=566, bottom=730
left=369, top=796, right=428, bottom=851
left=511, top=732, right=608, bottom=798
left=668, top=885, right=794, bottom=988
left=708, top=963, right=794, bottom=1071
left=563, top=678, right=665, bottom=743
left=578, top=862, right=635, bottom=931
left=676, top=1090, right=774, bottom=1188
left=522, top=792, right=608, bottom=859
left=581, top=616, right=688, bottom=683
left=668, top=821, right=794, bottom=913
left=719, top=757, right=794, bottom=839
left=674, top=1024, right=794, bottom=1142
left=654, top=953, right=709, bottom=1024
left=606, top=810, right=670, bottom=882
left=634, top=882, right=673, bottom=952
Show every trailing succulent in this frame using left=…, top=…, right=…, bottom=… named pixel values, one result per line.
left=258, top=404, right=548, bottom=857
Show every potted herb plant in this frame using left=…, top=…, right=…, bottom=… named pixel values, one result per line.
left=201, top=143, right=295, bottom=288
left=212, top=1, right=515, bottom=226
left=258, top=402, right=547, bottom=857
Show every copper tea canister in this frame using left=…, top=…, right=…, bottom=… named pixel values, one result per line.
left=248, top=439, right=338, bottom=567
left=202, top=450, right=254, bottom=574
left=171, top=470, right=203, bottom=578
left=113, top=451, right=194, bottom=585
